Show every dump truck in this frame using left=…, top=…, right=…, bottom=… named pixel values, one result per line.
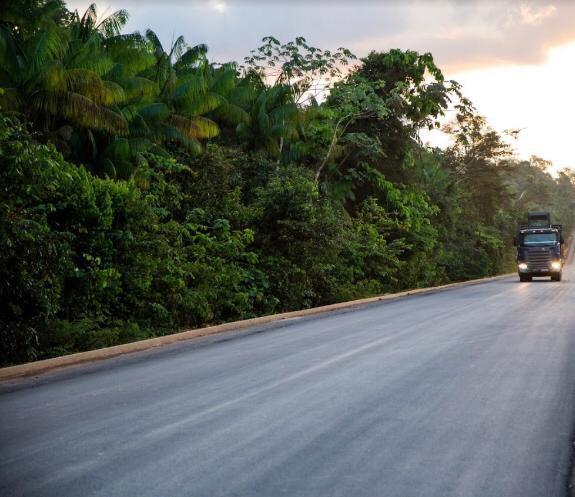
left=514, top=211, right=564, bottom=282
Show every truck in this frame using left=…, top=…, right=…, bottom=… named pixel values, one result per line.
left=513, top=211, right=564, bottom=282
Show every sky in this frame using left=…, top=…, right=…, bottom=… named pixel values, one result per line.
left=68, top=0, right=575, bottom=173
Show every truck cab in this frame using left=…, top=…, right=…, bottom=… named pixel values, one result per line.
left=514, top=212, right=564, bottom=282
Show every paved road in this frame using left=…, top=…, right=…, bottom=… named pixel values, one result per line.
left=2, top=267, right=575, bottom=497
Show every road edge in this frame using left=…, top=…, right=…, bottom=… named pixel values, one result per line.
left=0, top=272, right=514, bottom=381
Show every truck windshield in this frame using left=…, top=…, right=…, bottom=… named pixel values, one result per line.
left=523, top=233, right=557, bottom=245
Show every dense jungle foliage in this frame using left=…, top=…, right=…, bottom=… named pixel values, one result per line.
left=2, top=0, right=575, bottom=365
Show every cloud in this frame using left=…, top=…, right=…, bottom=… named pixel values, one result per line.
left=338, top=1, right=575, bottom=74
left=517, top=3, right=556, bottom=25
left=65, top=1, right=575, bottom=73
left=209, top=0, right=227, bottom=13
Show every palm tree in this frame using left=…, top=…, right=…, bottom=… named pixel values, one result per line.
left=0, top=3, right=128, bottom=135
left=0, top=3, right=253, bottom=178
left=95, top=34, right=251, bottom=177
left=237, top=84, right=299, bottom=159
left=137, top=31, right=249, bottom=154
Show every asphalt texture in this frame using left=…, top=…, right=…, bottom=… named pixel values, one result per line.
left=2, top=267, right=575, bottom=497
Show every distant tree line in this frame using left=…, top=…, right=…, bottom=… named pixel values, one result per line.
left=2, top=1, right=575, bottom=365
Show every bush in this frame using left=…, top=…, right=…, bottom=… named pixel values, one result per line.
left=0, top=117, right=273, bottom=365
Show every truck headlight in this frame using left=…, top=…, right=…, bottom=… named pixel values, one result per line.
left=551, top=261, right=562, bottom=270
left=518, top=263, right=528, bottom=270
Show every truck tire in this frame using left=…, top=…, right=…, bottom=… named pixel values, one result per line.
left=519, top=275, right=531, bottom=282
left=551, top=272, right=562, bottom=282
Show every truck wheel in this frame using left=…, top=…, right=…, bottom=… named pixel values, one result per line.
left=551, top=272, right=562, bottom=282
left=519, top=275, right=531, bottom=282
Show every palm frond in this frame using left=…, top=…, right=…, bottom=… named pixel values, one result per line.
left=137, top=102, right=169, bottom=122
left=174, top=44, right=208, bottom=70
left=28, top=30, right=64, bottom=76
left=120, top=76, right=158, bottom=99
left=35, top=60, right=67, bottom=93
left=156, top=123, right=202, bottom=154
left=105, top=32, right=148, bottom=51
left=211, top=101, right=250, bottom=125
left=105, top=36, right=156, bottom=76
left=182, top=92, right=223, bottom=115
left=30, top=90, right=60, bottom=115
left=169, top=35, right=187, bottom=62
left=228, top=84, right=256, bottom=106
left=145, top=29, right=164, bottom=54
left=63, top=91, right=127, bottom=134
left=96, top=9, right=129, bottom=38
left=170, top=114, right=220, bottom=140
left=190, top=116, right=220, bottom=138
left=72, top=54, right=115, bottom=76
left=102, top=80, right=126, bottom=105
left=256, top=106, right=271, bottom=134
left=171, top=74, right=208, bottom=103
left=269, top=102, right=298, bottom=123
left=209, top=69, right=237, bottom=95
left=65, top=68, right=108, bottom=103
left=80, top=4, right=98, bottom=30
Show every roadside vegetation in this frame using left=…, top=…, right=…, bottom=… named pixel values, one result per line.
left=2, top=0, right=575, bottom=366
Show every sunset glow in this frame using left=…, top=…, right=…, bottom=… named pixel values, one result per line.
left=448, top=41, right=575, bottom=172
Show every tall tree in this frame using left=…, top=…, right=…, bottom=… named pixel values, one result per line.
left=0, top=3, right=130, bottom=134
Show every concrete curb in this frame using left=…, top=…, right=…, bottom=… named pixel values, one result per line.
left=0, top=272, right=515, bottom=381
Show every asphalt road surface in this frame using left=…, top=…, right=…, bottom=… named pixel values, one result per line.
left=2, top=267, right=575, bottom=497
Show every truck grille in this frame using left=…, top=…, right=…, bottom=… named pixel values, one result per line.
left=526, top=249, right=551, bottom=270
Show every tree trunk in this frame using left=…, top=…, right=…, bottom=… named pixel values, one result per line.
left=315, top=115, right=350, bottom=184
